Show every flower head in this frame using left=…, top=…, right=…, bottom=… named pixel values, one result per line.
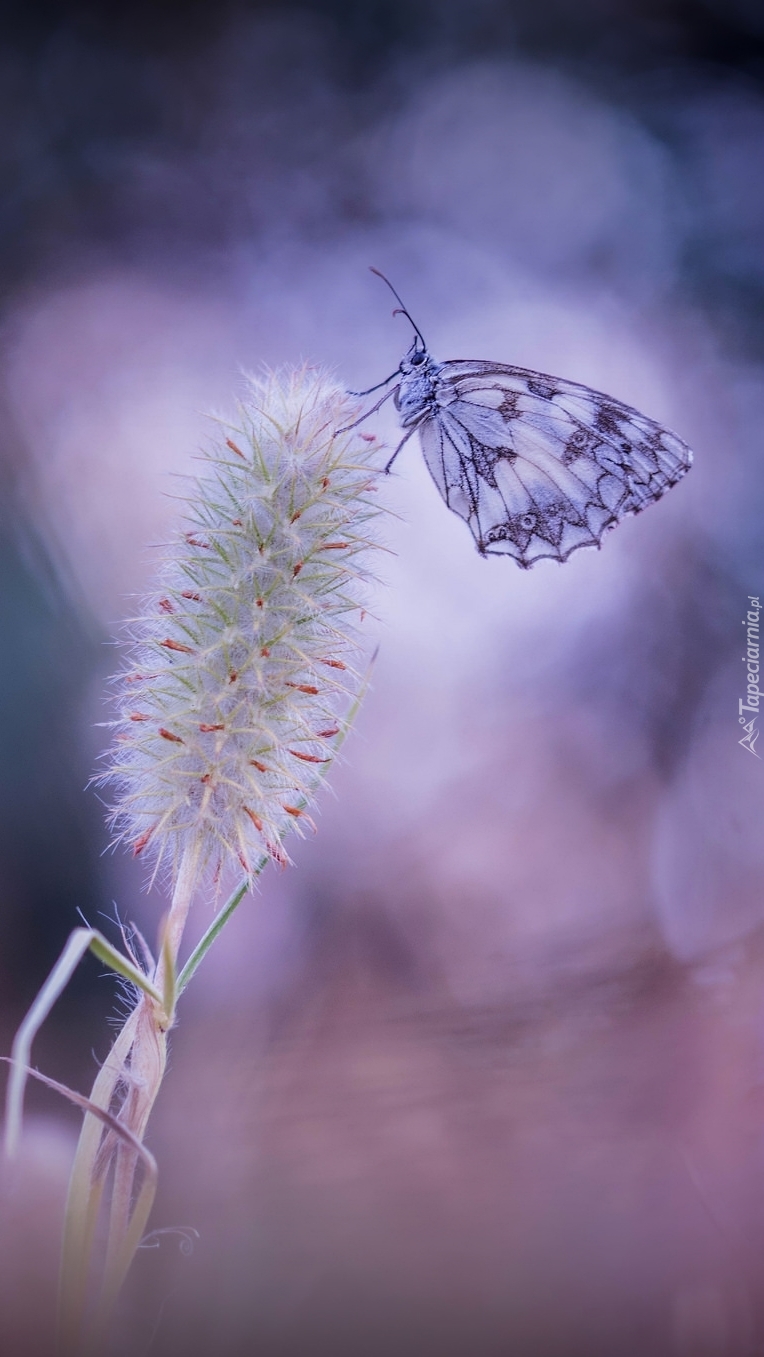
left=103, top=366, right=382, bottom=879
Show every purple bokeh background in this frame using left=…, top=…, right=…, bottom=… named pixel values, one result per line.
left=2, top=4, right=764, bottom=1354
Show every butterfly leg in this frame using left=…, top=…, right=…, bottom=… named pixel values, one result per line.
left=347, top=369, right=400, bottom=398
left=336, top=385, right=397, bottom=435
left=384, top=425, right=419, bottom=473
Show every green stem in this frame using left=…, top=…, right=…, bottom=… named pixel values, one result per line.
left=176, top=876, right=250, bottom=994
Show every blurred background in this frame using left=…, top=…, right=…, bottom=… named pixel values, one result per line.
left=1, top=0, right=764, bottom=1353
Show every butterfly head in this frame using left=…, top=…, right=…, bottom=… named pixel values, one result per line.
left=400, top=336, right=431, bottom=374
left=396, top=338, right=440, bottom=427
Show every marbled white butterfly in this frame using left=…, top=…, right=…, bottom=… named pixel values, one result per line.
left=348, top=270, right=692, bottom=569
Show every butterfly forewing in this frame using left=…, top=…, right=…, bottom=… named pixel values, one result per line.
left=417, top=360, right=692, bottom=567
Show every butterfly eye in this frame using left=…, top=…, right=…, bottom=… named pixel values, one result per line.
left=411, top=351, right=425, bottom=366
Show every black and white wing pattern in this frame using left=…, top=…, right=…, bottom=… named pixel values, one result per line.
left=411, top=359, right=692, bottom=568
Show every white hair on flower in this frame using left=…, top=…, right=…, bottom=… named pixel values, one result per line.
left=103, top=366, right=383, bottom=880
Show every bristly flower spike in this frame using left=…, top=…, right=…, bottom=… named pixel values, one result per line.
left=102, top=366, right=383, bottom=882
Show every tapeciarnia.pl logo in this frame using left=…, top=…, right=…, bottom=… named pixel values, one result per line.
left=739, top=595, right=762, bottom=758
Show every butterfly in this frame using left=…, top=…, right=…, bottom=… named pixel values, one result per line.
left=348, top=270, right=692, bottom=569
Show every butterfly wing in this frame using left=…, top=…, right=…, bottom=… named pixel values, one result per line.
left=418, top=360, right=692, bottom=567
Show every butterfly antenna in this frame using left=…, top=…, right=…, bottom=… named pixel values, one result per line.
left=369, top=267, right=427, bottom=350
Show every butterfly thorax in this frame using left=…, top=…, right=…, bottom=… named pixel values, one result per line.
left=395, top=345, right=444, bottom=428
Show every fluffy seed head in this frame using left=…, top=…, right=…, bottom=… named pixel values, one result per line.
left=103, top=366, right=383, bottom=880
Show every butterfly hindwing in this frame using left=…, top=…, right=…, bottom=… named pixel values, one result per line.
left=417, top=360, right=691, bottom=567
